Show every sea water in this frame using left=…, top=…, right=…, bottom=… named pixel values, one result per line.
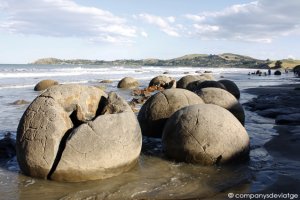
left=0, top=64, right=299, bottom=199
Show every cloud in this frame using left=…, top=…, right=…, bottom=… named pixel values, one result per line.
left=184, top=14, right=205, bottom=22
left=185, top=0, right=300, bottom=43
left=141, top=31, right=148, bottom=38
left=138, top=13, right=180, bottom=37
left=0, top=0, right=137, bottom=43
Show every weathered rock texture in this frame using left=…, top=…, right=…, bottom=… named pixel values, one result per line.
left=177, top=74, right=214, bottom=89
left=117, top=77, right=139, bottom=89
left=196, top=88, right=245, bottom=125
left=34, top=79, right=59, bottom=91
left=218, top=79, right=240, bottom=100
left=162, top=104, right=250, bottom=165
left=138, top=88, right=204, bottom=138
left=148, top=75, right=176, bottom=89
left=16, top=84, right=142, bottom=182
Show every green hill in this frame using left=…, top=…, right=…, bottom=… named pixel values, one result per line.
left=32, top=53, right=270, bottom=69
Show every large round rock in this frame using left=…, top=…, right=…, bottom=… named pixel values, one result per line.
left=218, top=79, right=240, bottom=99
left=177, top=75, right=214, bottom=89
left=162, top=104, right=250, bottom=165
left=34, top=79, right=59, bottom=91
left=187, top=80, right=226, bottom=92
left=149, top=75, right=176, bottom=89
left=17, top=84, right=142, bottom=182
left=138, top=88, right=204, bottom=138
left=196, top=88, right=245, bottom=125
left=117, top=77, right=139, bottom=89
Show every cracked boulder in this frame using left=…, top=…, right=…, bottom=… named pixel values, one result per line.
left=148, top=75, right=176, bottom=89
left=16, top=84, right=142, bottom=182
left=138, top=88, right=204, bottom=138
left=196, top=88, right=245, bottom=125
left=162, top=104, right=249, bottom=165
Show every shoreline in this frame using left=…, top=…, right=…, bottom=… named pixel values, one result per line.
left=243, top=82, right=300, bottom=193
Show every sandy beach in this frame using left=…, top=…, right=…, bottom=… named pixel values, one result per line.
left=0, top=67, right=299, bottom=199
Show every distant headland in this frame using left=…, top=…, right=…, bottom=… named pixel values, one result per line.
left=32, top=53, right=300, bottom=69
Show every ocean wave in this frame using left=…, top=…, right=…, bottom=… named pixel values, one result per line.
left=0, top=84, right=36, bottom=90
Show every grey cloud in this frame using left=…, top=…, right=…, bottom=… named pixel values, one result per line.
left=185, top=0, right=300, bottom=43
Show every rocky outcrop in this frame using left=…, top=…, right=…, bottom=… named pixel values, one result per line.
left=218, top=79, right=240, bottom=99
left=34, top=80, right=59, bottom=91
left=162, top=104, right=250, bottom=165
left=17, top=84, right=142, bottom=182
left=117, top=77, right=139, bottom=89
left=138, top=89, right=204, bottom=138
left=196, top=88, right=245, bottom=125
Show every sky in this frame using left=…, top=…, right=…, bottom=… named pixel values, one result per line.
left=0, top=0, right=300, bottom=64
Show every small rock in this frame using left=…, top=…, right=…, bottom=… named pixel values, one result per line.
left=99, top=80, right=112, bottom=83
left=10, top=100, right=30, bottom=105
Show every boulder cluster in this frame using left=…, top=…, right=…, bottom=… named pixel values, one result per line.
left=138, top=74, right=249, bottom=165
left=16, top=74, right=249, bottom=182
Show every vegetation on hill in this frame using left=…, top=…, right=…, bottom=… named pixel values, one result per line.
left=268, top=59, right=300, bottom=69
left=32, top=53, right=273, bottom=69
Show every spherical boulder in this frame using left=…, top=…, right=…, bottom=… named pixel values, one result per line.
left=34, top=79, right=59, bottom=91
left=138, top=88, right=204, bottom=138
left=17, top=84, right=142, bottom=182
left=187, top=80, right=226, bottom=92
left=218, top=79, right=240, bottom=99
left=177, top=75, right=214, bottom=89
left=274, top=70, right=281, bottom=75
left=149, top=75, right=176, bottom=89
left=162, top=104, right=250, bottom=165
left=117, top=77, right=139, bottom=89
left=196, top=88, right=245, bottom=125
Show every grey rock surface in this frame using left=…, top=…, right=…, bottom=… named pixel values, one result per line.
left=17, top=84, right=142, bottom=182
left=162, top=104, right=250, bottom=165
left=138, top=88, right=204, bottom=138
left=196, top=88, right=245, bottom=125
